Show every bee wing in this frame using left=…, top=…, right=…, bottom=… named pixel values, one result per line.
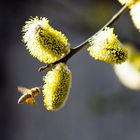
left=17, top=86, right=30, bottom=94
left=18, top=93, right=31, bottom=104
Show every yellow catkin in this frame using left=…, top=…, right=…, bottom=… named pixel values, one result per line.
left=130, top=2, right=140, bottom=31
left=87, top=27, right=128, bottom=64
left=43, top=63, right=72, bottom=111
left=117, top=0, right=139, bottom=7
left=22, top=17, right=70, bottom=63
left=114, top=44, right=140, bottom=90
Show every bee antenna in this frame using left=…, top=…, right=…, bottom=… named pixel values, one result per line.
left=38, top=85, right=43, bottom=89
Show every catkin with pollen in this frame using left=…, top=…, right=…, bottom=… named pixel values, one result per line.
left=87, top=27, right=128, bottom=64
left=42, top=63, right=72, bottom=111
left=22, top=17, right=70, bottom=63
left=130, top=2, right=140, bottom=31
left=117, top=0, right=139, bottom=7
left=114, top=44, right=140, bottom=90
left=117, top=0, right=140, bottom=32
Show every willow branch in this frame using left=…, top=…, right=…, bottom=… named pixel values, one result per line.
left=38, top=4, right=128, bottom=72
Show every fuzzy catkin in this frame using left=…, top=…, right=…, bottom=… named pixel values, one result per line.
left=22, top=17, right=70, bottom=63
left=117, top=0, right=140, bottom=32
left=43, top=63, right=72, bottom=111
left=114, top=44, right=140, bottom=90
left=87, top=27, right=128, bottom=64
left=130, top=2, right=140, bottom=31
left=117, top=0, right=139, bottom=7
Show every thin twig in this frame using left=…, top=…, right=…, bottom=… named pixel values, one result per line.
left=101, top=4, right=128, bottom=30
left=38, top=5, right=128, bottom=72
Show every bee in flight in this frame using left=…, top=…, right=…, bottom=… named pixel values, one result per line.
left=17, top=86, right=40, bottom=105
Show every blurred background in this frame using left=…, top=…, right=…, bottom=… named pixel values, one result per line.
left=0, top=0, right=140, bottom=140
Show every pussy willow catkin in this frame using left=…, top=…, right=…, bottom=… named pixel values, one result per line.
left=117, top=0, right=140, bottom=31
left=114, top=44, right=140, bottom=90
left=43, top=63, right=72, bottom=111
left=130, top=2, right=140, bottom=31
left=117, top=0, right=139, bottom=7
left=22, top=17, right=70, bottom=63
left=87, top=27, right=128, bottom=64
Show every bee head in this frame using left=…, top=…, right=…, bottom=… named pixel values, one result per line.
left=31, top=87, right=40, bottom=97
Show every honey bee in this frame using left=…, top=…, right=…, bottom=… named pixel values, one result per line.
left=17, top=86, right=40, bottom=105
